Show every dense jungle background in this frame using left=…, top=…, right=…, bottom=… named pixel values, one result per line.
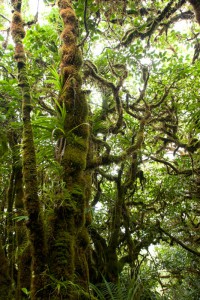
left=0, top=0, right=200, bottom=299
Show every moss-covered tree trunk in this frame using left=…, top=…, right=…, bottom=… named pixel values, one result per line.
left=47, top=0, right=92, bottom=298
left=10, top=1, right=47, bottom=299
left=6, top=129, right=29, bottom=300
left=188, top=0, right=200, bottom=24
left=0, top=237, right=12, bottom=299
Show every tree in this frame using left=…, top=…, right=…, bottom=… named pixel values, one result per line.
left=0, top=0, right=200, bottom=299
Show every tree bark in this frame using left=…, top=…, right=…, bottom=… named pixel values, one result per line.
left=10, top=1, right=47, bottom=299
left=47, top=1, right=92, bottom=298
left=0, top=237, right=12, bottom=299
left=188, top=0, right=200, bottom=24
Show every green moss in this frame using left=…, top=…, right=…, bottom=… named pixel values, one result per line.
left=48, top=221, right=75, bottom=280
left=78, top=228, right=90, bottom=250
left=50, top=0, right=91, bottom=294
left=73, top=73, right=82, bottom=85
left=66, top=135, right=88, bottom=151
left=76, top=92, right=88, bottom=115
left=74, top=49, right=83, bottom=67
left=72, top=123, right=89, bottom=140
left=71, top=184, right=84, bottom=197
left=17, top=244, right=31, bottom=299
left=11, top=2, right=48, bottom=298
left=62, top=145, right=87, bottom=170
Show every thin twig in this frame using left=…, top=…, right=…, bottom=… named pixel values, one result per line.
left=0, top=14, right=11, bottom=23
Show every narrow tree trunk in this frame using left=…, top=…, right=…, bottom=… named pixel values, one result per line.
left=6, top=163, right=15, bottom=282
left=10, top=1, right=47, bottom=299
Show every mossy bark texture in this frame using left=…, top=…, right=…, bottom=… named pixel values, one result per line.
left=16, top=244, right=32, bottom=300
left=47, top=1, right=91, bottom=298
left=189, top=0, right=200, bottom=25
left=6, top=130, right=27, bottom=298
left=11, top=1, right=47, bottom=299
left=0, top=238, right=12, bottom=300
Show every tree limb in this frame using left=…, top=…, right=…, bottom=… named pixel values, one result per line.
left=159, top=225, right=200, bottom=257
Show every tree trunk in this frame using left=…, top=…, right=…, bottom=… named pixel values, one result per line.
left=188, top=0, right=200, bottom=24
left=0, top=237, right=12, bottom=299
left=47, top=0, right=92, bottom=298
left=10, top=1, right=47, bottom=299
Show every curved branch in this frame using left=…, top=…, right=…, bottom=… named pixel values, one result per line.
left=121, top=0, right=186, bottom=46
left=84, top=60, right=115, bottom=90
left=92, top=135, right=111, bottom=155
left=150, top=156, right=179, bottom=173
left=87, top=114, right=148, bottom=169
left=97, top=168, right=118, bottom=182
left=84, top=60, right=125, bottom=133
left=78, top=0, right=89, bottom=46
left=159, top=225, right=200, bottom=257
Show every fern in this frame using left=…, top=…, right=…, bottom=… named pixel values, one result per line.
left=89, top=283, right=105, bottom=300
left=89, top=274, right=155, bottom=300
left=46, top=66, right=64, bottom=92
left=90, top=276, right=127, bottom=300
left=101, top=277, right=117, bottom=300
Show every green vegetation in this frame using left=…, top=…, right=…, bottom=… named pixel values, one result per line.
left=0, top=0, right=200, bottom=299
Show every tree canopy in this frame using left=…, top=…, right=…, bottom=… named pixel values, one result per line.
left=0, top=0, right=200, bottom=299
